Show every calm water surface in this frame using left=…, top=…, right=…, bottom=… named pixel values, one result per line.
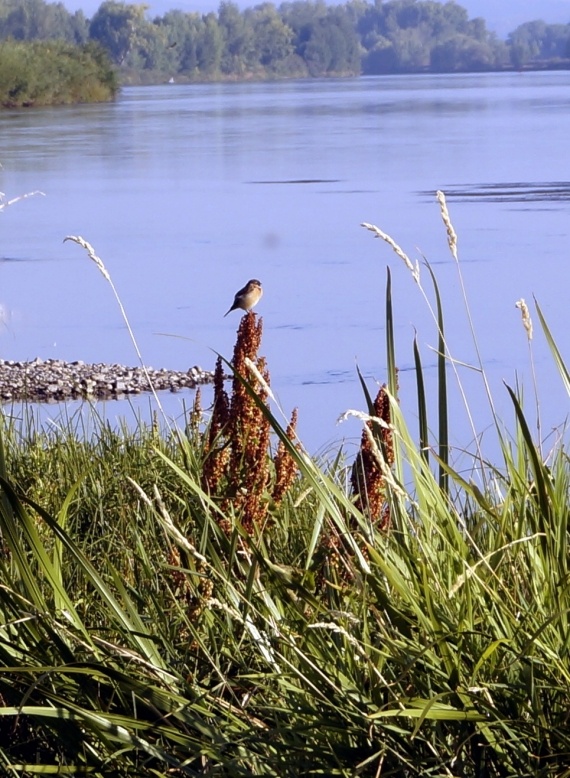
left=1, top=71, right=570, bottom=457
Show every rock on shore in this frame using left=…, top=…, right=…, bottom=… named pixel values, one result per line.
left=0, top=358, right=214, bottom=403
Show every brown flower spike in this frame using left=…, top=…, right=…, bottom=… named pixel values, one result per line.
left=205, top=311, right=298, bottom=534
left=351, top=383, right=394, bottom=530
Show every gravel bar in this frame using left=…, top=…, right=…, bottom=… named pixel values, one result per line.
left=0, top=358, right=214, bottom=403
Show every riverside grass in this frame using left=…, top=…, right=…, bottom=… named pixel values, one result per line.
left=2, top=206, right=570, bottom=776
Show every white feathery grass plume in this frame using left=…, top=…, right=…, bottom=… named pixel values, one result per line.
left=361, top=222, right=420, bottom=283
left=515, top=298, right=533, bottom=341
left=337, top=408, right=391, bottom=429
left=150, top=483, right=206, bottom=562
left=243, top=357, right=304, bottom=446
left=436, top=190, right=458, bottom=261
left=245, top=356, right=276, bottom=403
left=0, top=190, right=45, bottom=213
left=64, top=235, right=110, bottom=280
left=207, top=598, right=280, bottom=671
left=64, top=235, right=172, bottom=432
left=516, top=297, right=540, bottom=442
left=127, top=477, right=153, bottom=507
left=129, top=478, right=210, bottom=564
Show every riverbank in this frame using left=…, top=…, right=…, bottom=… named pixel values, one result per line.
left=0, top=357, right=213, bottom=402
left=118, top=57, right=570, bottom=87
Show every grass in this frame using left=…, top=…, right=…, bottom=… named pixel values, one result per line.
left=1, top=200, right=570, bottom=776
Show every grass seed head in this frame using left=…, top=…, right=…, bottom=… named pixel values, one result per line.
left=515, top=298, right=533, bottom=341
left=436, top=190, right=458, bottom=261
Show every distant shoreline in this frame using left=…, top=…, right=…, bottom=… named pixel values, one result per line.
left=119, top=59, right=570, bottom=88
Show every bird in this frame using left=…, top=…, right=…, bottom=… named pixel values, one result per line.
left=224, top=279, right=263, bottom=317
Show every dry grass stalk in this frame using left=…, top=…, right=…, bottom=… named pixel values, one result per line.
left=351, top=384, right=394, bottom=530
left=0, top=190, right=45, bottom=213
left=64, top=234, right=172, bottom=432
left=187, top=386, right=203, bottom=437
left=360, top=221, right=420, bottom=283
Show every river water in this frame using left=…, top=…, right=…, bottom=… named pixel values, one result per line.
left=1, top=71, right=570, bottom=459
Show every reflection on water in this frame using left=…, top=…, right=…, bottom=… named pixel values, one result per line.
left=1, top=71, right=570, bottom=454
left=428, top=181, right=570, bottom=203
left=248, top=179, right=342, bottom=184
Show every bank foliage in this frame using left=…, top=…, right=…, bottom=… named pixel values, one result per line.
left=0, top=39, right=118, bottom=106
left=1, top=0, right=569, bottom=83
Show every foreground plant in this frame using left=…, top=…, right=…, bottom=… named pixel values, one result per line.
left=2, top=205, right=570, bottom=775
left=203, top=311, right=298, bottom=533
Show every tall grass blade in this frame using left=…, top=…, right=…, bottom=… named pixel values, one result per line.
left=413, top=332, right=429, bottom=466
left=534, top=297, right=570, bottom=397
left=356, top=363, right=376, bottom=417
left=425, top=261, right=448, bottom=494
left=385, top=266, right=397, bottom=399
left=505, top=384, right=552, bottom=544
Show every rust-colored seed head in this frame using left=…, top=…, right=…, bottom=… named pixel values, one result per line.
left=273, top=408, right=299, bottom=504
left=374, top=382, right=394, bottom=468
left=207, top=311, right=275, bottom=533
left=168, top=547, right=192, bottom=602
left=351, top=383, right=393, bottom=529
left=202, top=356, right=231, bottom=493
left=206, top=309, right=300, bottom=534
left=202, top=445, right=229, bottom=494
left=211, top=356, right=230, bottom=433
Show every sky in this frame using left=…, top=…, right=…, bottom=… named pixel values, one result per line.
left=62, top=0, right=570, bottom=37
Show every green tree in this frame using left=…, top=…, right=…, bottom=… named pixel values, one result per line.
left=362, top=36, right=395, bottom=73
left=249, top=3, right=293, bottom=70
left=387, top=26, right=429, bottom=70
left=505, top=19, right=570, bottom=66
left=156, top=10, right=200, bottom=73
left=218, top=0, right=254, bottom=74
left=359, top=0, right=501, bottom=74
left=197, top=12, right=223, bottom=75
left=541, top=23, right=570, bottom=58
left=431, top=34, right=497, bottom=71
left=0, top=0, right=88, bottom=42
left=290, top=5, right=360, bottom=75
left=89, top=1, right=147, bottom=65
left=279, top=0, right=328, bottom=46
left=124, top=18, right=166, bottom=71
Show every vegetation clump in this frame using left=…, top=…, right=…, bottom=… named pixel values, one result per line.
left=203, top=311, right=299, bottom=533
left=3, top=206, right=570, bottom=775
left=0, top=39, right=118, bottom=107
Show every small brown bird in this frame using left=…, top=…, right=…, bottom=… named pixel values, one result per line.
left=224, top=279, right=263, bottom=317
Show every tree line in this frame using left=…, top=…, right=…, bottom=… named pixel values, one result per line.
left=1, top=0, right=569, bottom=83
